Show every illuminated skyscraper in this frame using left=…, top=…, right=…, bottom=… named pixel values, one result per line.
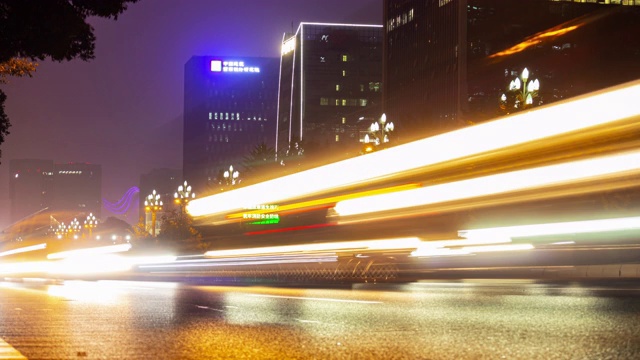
left=183, top=56, right=279, bottom=194
left=384, top=0, right=640, bottom=142
left=277, top=22, right=383, bottom=162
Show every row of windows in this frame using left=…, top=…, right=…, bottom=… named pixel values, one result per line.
left=208, top=112, right=268, bottom=121
left=210, top=123, right=266, bottom=132
left=320, top=98, right=369, bottom=107
left=388, top=8, right=415, bottom=32
left=332, top=82, right=381, bottom=93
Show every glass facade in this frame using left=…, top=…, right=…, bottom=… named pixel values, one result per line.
left=276, top=23, right=383, bottom=162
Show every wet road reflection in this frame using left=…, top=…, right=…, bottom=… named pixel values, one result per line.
left=1, top=279, right=640, bottom=359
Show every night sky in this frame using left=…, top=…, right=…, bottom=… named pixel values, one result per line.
left=0, top=0, right=382, bottom=228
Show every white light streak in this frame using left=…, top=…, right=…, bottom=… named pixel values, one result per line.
left=334, top=151, right=640, bottom=217
left=188, top=81, right=640, bottom=218
left=0, top=243, right=46, bottom=257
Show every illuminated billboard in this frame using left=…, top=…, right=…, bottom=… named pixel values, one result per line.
left=210, top=60, right=260, bottom=73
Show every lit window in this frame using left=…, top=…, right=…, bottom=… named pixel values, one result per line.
left=360, top=84, right=365, bottom=92
left=335, top=135, right=340, bottom=142
left=214, top=113, right=218, bottom=120
left=359, top=99, right=368, bottom=106
left=208, top=112, right=212, bottom=120
left=226, top=113, right=229, bottom=120
left=342, top=70, right=346, bottom=77
left=342, top=99, right=347, bottom=106
left=320, top=98, right=329, bottom=105
left=237, top=112, right=240, bottom=120
left=341, top=117, right=346, bottom=124
left=335, top=99, right=340, bottom=106
left=231, top=113, right=235, bottom=120
left=336, top=84, right=340, bottom=91
left=342, top=55, right=348, bottom=62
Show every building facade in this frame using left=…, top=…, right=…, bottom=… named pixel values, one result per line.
left=9, top=159, right=54, bottom=224
left=183, top=56, right=280, bottom=194
left=51, top=162, right=102, bottom=218
left=383, top=0, right=640, bottom=142
left=8, top=160, right=101, bottom=239
left=276, top=22, right=383, bottom=162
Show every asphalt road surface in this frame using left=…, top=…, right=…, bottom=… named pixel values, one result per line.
left=1, top=279, right=640, bottom=359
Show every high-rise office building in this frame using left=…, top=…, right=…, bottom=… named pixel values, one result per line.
left=277, top=22, right=383, bottom=161
left=383, top=0, right=640, bottom=142
left=183, top=56, right=280, bottom=194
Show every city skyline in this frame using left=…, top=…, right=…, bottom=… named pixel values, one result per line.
left=0, top=0, right=382, bottom=229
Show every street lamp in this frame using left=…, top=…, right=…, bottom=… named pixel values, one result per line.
left=84, top=212, right=98, bottom=239
left=364, top=113, right=394, bottom=148
left=70, top=218, right=81, bottom=239
left=55, top=223, right=67, bottom=239
left=144, top=189, right=163, bottom=237
left=223, top=165, right=240, bottom=186
left=174, top=180, right=195, bottom=212
left=500, top=67, right=540, bottom=113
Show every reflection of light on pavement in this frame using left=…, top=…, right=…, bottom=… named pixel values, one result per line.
left=334, top=151, right=640, bottom=217
left=188, top=81, right=640, bottom=218
left=47, top=280, right=121, bottom=304
left=247, top=294, right=383, bottom=304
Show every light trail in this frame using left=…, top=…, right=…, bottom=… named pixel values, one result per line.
left=459, top=216, right=640, bottom=240
left=333, top=150, right=640, bottom=217
left=188, top=81, right=640, bottom=218
left=0, top=243, right=46, bottom=258
left=47, top=243, right=132, bottom=260
left=204, top=237, right=422, bottom=258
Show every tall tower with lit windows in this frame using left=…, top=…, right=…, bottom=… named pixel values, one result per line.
left=183, top=56, right=279, bottom=194
left=276, top=23, right=383, bottom=162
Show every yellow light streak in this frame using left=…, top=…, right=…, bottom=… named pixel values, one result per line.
left=225, top=183, right=421, bottom=220
left=334, top=150, right=640, bottom=217
left=489, top=25, right=579, bottom=58
left=188, top=81, right=640, bottom=218
left=0, top=243, right=46, bottom=257
left=205, top=237, right=422, bottom=258
left=47, top=244, right=132, bottom=260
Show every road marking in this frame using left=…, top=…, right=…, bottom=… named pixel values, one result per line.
left=0, top=338, right=26, bottom=359
left=247, top=294, right=382, bottom=304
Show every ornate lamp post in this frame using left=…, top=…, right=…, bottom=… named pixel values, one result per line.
left=144, top=190, right=163, bottom=237
left=55, top=223, right=67, bottom=239
left=84, top=213, right=98, bottom=239
left=70, top=218, right=81, bottom=240
left=364, top=113, right=394, bottom=148
left=174, top=180, right=195, bottom=213
left=500, top=67, right=540, bottom=114
left=223, top=165, right=240, bottom=186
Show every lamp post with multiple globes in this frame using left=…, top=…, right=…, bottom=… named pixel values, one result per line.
left=144, top=189, right=163, bottom=237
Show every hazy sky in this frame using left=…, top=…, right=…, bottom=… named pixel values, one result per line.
left=0, top=0, right=382, bottom=228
